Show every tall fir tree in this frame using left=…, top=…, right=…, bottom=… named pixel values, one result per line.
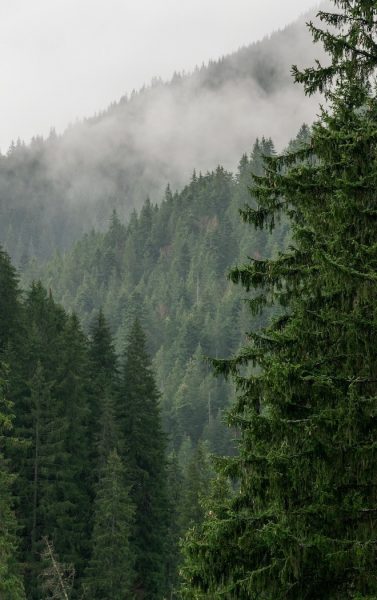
left=181, top=2, right=377, bottom=598
left=88, top=309, right=118, bottom=405
left=118, top=319, right=168, bottom=599
left=12, top=287, right=91, bottom=598
left=26, top=362, right=55, bottom=592
left=88, top=309, right=119, bottom=472
left=83, top=450, right=135, bottom=600
left=11, top=283, right=68, bottom=599
left=50, top=314, right=91, bottom=584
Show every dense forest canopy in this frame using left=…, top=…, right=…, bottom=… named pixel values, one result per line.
left=1, top=1, right=377, bottom=599
left=24, top=135, right=301, bottom=458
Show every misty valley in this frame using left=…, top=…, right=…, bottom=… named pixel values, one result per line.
left=1, top=1, right=377, bottom=599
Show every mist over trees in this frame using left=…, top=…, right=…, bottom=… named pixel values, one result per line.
left=1, top=1, right=377, bottom=598
left=25, top=135, right=296, bottom=459
left=0, top=10, right=322, bottom=265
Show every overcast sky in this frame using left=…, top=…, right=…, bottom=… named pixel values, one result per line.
left=0, top=0, right=318, bottom=152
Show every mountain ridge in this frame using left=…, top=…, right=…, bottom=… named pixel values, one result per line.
left=0, top=8, right=323, bottom=263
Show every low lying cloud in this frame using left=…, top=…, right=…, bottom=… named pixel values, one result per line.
left=0, top=9, right=327, bottom=259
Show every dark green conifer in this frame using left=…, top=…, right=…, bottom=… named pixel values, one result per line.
left=84, top=450, right=135, bottom=600
left=181, top=2, right=377, bottom=598
left=51, top=314, right=91, bottom=580
left=118, top=319, right=168, bottom=599
left=15, top=290, right=91, bottom=597
left=12, top=284, right=68, bottom=599
left=89, top=309, right=118, bottom=393
left=88, top=309, right=118, bottom=470
left=27, top=362, right=54, bottom=589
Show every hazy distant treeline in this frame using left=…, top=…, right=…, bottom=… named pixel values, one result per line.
left=0, top=11, right=322, bottom=264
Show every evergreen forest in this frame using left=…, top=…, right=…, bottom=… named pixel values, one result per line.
left=1, top=1, right=377, bottom=598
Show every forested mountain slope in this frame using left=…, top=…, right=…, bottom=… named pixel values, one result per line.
left=0, top=11, right=323, bottom=264
left=25, top=133, right=308, bottom=457
left=1, top=129, right=306, bottom=598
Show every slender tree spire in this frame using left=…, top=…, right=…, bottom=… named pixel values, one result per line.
left=83, top=450, right=135, bottom=600
left=118, top=319, right=168, bottom=599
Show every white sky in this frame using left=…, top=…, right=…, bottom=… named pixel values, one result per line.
left=0, top=0, right=318, bottom=152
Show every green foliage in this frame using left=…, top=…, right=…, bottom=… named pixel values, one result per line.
left=88, top=309, right=119, bottom=473
left=181, top=3, right=377, bottom=598
left=84, top=450, right=135, bottom=600
left=0, top=246, right=20, bottom=353
left=0, top=370, right=25, bottom=600
left=26, top=145, right=285, bottom=460
left=4, top=8, right=367, bottom=594
left=164, top=453, right=185, bottom=595
left=118, top=319, right=168, bottom=599
left=179, top=443, right=213, bottom=532
left=0, top=246, right=175, bottom=596
left=44, top=314, right=91, bottom=578
left=7, top=284, right=92, bottom=598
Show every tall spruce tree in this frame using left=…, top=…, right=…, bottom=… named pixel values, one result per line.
left=181, top=2, right=377, bottom=598
left=88, top=310, right=119, bottom=472
left=88, top=309, right=118, bottom=416
left=118, top=319, right=168, bottom=599
left=11, top=283, right=69, bottom=599
left=27, top=362, right=55, bottom=590
left=51, top=314, right=91, bottom=583
left=13, top=288, right=91, bottom=598
left=83, top=450, right=135, bottom=600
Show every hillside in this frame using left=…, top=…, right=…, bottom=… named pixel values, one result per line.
left=0, top=10, right=323, bottom=264
left=24, top=131, right=311, bottom=456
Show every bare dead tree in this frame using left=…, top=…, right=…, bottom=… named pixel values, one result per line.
left=40, top=537, right=74, bottom=600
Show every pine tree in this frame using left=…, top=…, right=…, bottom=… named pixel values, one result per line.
left=88, top=309, right=119, bottom=471
left=15, top=289, right=91, bottom=597
left=89, top=309, right=118, bottom=397
left=10, top=283, right=69, bottom=599
left=83, top=450, right=135, bottom=600
left=27, top=362, right=55, bottom=591
left=181, top=2, right=377, bottom=598
left=49, top=314, right=91, bottom=583
left=96, top=395, right=120, bottom=472
left=118, top=319, right=168, bottom=599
